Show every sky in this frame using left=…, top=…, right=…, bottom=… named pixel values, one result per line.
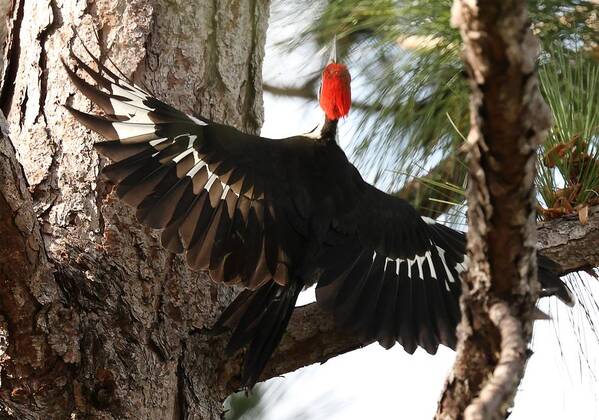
left=248, top=4, right=599, bottom=420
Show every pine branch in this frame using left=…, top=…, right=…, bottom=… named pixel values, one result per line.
left=392, top=152, right=466, bottom=218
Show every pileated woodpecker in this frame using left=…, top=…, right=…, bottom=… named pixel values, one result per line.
left=63, top=40, right=573, bottom=389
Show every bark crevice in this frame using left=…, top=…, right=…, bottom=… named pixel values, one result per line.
left=0, top=0, right=24, bottom=116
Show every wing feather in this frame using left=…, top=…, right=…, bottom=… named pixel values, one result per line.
left=64, top=50, right=313, bottom=289
left=314, top=184, right=466, bottom=354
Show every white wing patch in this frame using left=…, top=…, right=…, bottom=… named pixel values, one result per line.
left=110, top=84, right=152, bottom=111
left=379, top=245, right=460, bottom=292
left=421, top=216, right=436, bottom=225
left=172, top=147, right=195, bottom=163
left=188, top=114, right=208, bottom=126
left=149, top=137, right=169, bottom=147
left=113, top=122, right=156, bottom=142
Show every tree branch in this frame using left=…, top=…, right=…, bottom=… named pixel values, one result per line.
left=537, top=206, right=599, bottom=274
left=437, top=0, right=550, bottom=417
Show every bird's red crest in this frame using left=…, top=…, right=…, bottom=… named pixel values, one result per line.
left=320, top=63, right=351, bottom=120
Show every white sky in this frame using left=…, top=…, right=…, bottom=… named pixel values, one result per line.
left=254, top=6, right=599, bottom=420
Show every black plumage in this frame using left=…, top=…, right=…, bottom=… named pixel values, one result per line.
left=64, top=48, right=574, bottom=389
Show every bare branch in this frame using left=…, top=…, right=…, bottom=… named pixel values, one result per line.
left=537, top=206, right=599, bottom=274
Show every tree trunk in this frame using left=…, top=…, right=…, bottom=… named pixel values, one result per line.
left=0, top=1, right=269, bottom=418
left=436, top=1, right=553, bottom=419
left=1, top=0, right=596, bottom=418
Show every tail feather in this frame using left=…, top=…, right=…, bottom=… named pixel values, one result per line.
left=213, top=279, right=302, bottom=388
left=538, top=255, right=575, bottom=306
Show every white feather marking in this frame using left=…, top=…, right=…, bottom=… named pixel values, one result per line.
left=372, top=251, right=377, bottom=262
left=422, top=216, right=436, bottom=225
left=188, top=114, right=208, bottom=126
left=414, top=253, right=430, bottom=280
left=192, top=151, right=202, bottom=164
left=220, top=181, right=238, bottom=197
left=186, top=135, right=197, bottom=148
left=109, top=98, right=154, bottom=123
left=395, top=259, right=403, bottom=275
left=186, top=161, right=207, bottom=178
left=113, top=122, right=156, bottom=141
left=204, top=173, right=218, bottom=191
left=221, top=184, right=231, bottom=199
left=436, top=246, right=455, bottom=289
left=172, top=148, right=194, bottom=163
left=149, top=137, right=168, bottom=147
left=111, top=84, right=151, bottom=110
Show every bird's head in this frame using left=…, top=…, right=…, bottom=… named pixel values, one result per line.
left=319, top=37, right=351, bottom=121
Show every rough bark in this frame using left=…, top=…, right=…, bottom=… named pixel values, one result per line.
left=0, top=0, right=10, bottom=72
left=537, top=206, right=599, bottom=274
left=0, top=1, right=270, bottom=418
left=0, top=0, right=596, bottom=418
left=435, top=1, right=553, bottom=419
left=0, top=109, right=62, bottom=418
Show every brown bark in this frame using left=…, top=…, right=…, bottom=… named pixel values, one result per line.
left=0, top=1, right=270, bottom=418
left=435, top=1, right=553, bottom=419
left=0, top=110, right=64, bottom=418
left=0, top=0, right=596, bottom=418
left=537, top=206, right=599, bottom=274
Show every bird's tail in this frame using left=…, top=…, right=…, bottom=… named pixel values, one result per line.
left=538, top=255, right=575, bottom=306
left=212, top=279, right=303, bottom=388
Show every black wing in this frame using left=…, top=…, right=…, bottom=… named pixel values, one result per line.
left=315, top=183, right=465, bottom=354
left=315, top=178, right=573, bottom=354
left=63, top=52, right=322, bottom=290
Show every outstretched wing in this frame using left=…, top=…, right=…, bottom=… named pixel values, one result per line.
left=64, top=52, right=311, bottom=289
left=315, top=180, right=573, bottom=354
left=315, top=183, right=467, bottom=354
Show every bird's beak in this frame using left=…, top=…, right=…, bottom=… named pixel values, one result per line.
left=328, top=35, right=337, bottom=64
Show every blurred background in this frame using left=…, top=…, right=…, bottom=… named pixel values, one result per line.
left=225, top=1, right=599, bottom=418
